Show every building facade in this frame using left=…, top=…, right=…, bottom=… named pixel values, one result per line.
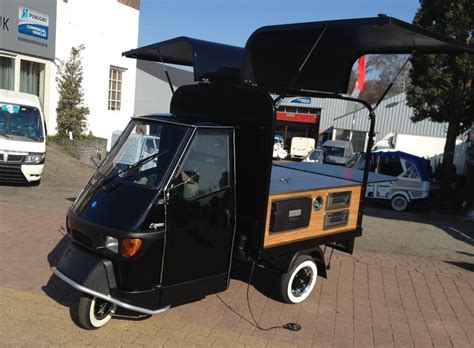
left=0, top=0, right=139, bottom=142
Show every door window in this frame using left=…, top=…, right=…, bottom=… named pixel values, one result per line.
left=178, top=131, right=230, bottom=201
left=379, top=156, right=403, bottom=177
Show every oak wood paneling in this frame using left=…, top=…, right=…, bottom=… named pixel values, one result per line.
left=264, top=185, right=361, bottom=248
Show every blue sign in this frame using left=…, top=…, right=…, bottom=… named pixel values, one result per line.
left=18, top=6, right=49, bottom=40
left=289, top=97, right=311, bottom=105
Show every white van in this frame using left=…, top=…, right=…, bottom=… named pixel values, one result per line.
left=0, top=89, right=46, bottom=185
left=290, top=137, right=315, bottom=159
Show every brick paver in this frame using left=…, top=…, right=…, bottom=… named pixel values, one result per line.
left=0, top=202, right=473, bottom=347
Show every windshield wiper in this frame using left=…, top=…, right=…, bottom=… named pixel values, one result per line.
left=102, top=149, right=170, bottom=187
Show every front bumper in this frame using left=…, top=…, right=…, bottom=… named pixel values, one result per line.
left=0, top=163, right=43, bottom=183
left=21, top=163, right=44, bottom=182
left=52, top=242, right=169, bottom=315
left=51, top=267, right=169, bottom=315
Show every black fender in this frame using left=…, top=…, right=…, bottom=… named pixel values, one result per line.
left=55, top=241, right=116, bottom=295
left=269, top=246, right=327, bottom=279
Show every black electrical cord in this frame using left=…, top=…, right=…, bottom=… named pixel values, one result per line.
left=216, top=261, right=301, bottom=332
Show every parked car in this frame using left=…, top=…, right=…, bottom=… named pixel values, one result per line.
left=0, top=89, right=46, bottom=185
left=302, top=148, right=325, bottom=163
left=346, top=151, right=430, bottom=211
left=321, top=140, right=354, bottom=165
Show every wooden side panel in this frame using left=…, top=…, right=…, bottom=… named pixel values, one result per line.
left=264, top=185, right=361, bottom=248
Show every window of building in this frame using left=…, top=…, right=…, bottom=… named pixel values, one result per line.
left=108, top=66, right=124, bottom=111
left=0, top=56, right=15, bottom=90
left=335, top=129, right=351, bottom=141
left=20, top=60, right=45, bottom=104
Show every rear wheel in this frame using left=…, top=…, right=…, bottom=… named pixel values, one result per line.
left=280, top=255, right=318, bottom=304
left=390, top=195, right=408, bottom=212
left=77, top=295, right=116, bottom=330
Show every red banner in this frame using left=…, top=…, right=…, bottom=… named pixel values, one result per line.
left=355, top=55, right=366, bottom=91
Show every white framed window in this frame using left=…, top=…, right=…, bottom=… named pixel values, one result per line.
left=108, top=66, right=125, bottom=111
left=20, top=59, right=45, bottom=103
left=0, top=55, right=15, bottom=90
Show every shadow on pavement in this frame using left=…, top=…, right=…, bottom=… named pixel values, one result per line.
left=231, top=261, right=283, bottom=302
left=364, top=204, right=474, bottom=247
left=42, top=235, right=83, bottom=327
left=444, top=260, right=474, bottom=272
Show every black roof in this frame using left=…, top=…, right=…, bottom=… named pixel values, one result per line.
left=123, top=37, right=243, bottom=84
left=124, top=16, right=474, bottom=95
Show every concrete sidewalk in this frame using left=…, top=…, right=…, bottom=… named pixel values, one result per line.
left=0, top=203, right=473, bottom=347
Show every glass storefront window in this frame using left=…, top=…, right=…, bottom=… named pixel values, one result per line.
left=0, top=56, right=14, bottom=90
left=20, top=60, right=45, bottom=104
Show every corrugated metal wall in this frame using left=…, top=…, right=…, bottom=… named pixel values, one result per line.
left=332, top=93, right=449, bottom=138
left=281, top=93, right=450, bottom=139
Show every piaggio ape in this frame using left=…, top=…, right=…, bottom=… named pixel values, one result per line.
left=51, top=16, right=474, bottom=329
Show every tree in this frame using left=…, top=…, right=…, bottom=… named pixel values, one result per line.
left=56, top=45, right=89, bottom=137
left=406, top=0, right=474, bottom=197
left=348, top=54, right=411, bottom=104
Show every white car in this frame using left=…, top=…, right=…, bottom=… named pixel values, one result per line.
left=0, top=89, right=46, bottom=185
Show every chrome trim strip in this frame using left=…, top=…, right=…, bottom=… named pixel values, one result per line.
left=227, top=128, right=238, bottom=287
left=51, top=267, right=170, bottom=316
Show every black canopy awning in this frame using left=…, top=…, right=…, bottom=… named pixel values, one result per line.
left=124, top=16, right=474, bottom=94
left=123, top=36, right=244, bottom=84
left=242, top=16, right=474, bottom=94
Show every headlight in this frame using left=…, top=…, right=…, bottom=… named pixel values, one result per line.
left=105, top=236, right=119, bottom=253
left=24, top=152, right=46, bottom=164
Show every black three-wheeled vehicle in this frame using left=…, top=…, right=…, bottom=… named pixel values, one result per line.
left=51, top=16, right=473, bottom=329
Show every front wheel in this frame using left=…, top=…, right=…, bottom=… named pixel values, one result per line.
left=280, top=255, right=318, bottom=304
left=77, top=295, right=117, bottom=330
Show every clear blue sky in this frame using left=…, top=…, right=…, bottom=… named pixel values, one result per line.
left=138, top=0, right=420, bottom=47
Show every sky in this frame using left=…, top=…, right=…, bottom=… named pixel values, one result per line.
left=138, top=0, right=420, bottom=47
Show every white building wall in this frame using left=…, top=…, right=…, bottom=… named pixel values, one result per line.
left=47, top=0, right=138, bottom=144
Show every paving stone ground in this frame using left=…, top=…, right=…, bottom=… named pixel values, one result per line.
left=0, top=145, right=473, bottom=347
left=0, top=202, right=472, bottom=347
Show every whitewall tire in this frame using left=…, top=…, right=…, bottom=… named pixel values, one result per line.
left=77, top=295, right=116, bottom=330
left=280, top=255, right=318, bottom=304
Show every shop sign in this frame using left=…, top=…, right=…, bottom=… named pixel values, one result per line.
left=289, top=97, right=311, bottom=105
left=0, top=0, right=56, bottom=60
left=18, top=6, right=49, bottom=40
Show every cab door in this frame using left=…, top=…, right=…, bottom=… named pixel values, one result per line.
left=161, top=129, right=235, bottom=305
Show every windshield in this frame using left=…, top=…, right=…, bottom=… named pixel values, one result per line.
left=96, top=119, right=189, bottom=189
left=0, top=102, right=44, bottom=141
left=323, top=145, right=345, bottom=157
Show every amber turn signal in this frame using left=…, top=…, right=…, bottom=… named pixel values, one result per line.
left=120, top=239, right=142, bottom=258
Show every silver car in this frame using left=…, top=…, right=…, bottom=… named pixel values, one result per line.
left=321, top=140, right=354, bottom=165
